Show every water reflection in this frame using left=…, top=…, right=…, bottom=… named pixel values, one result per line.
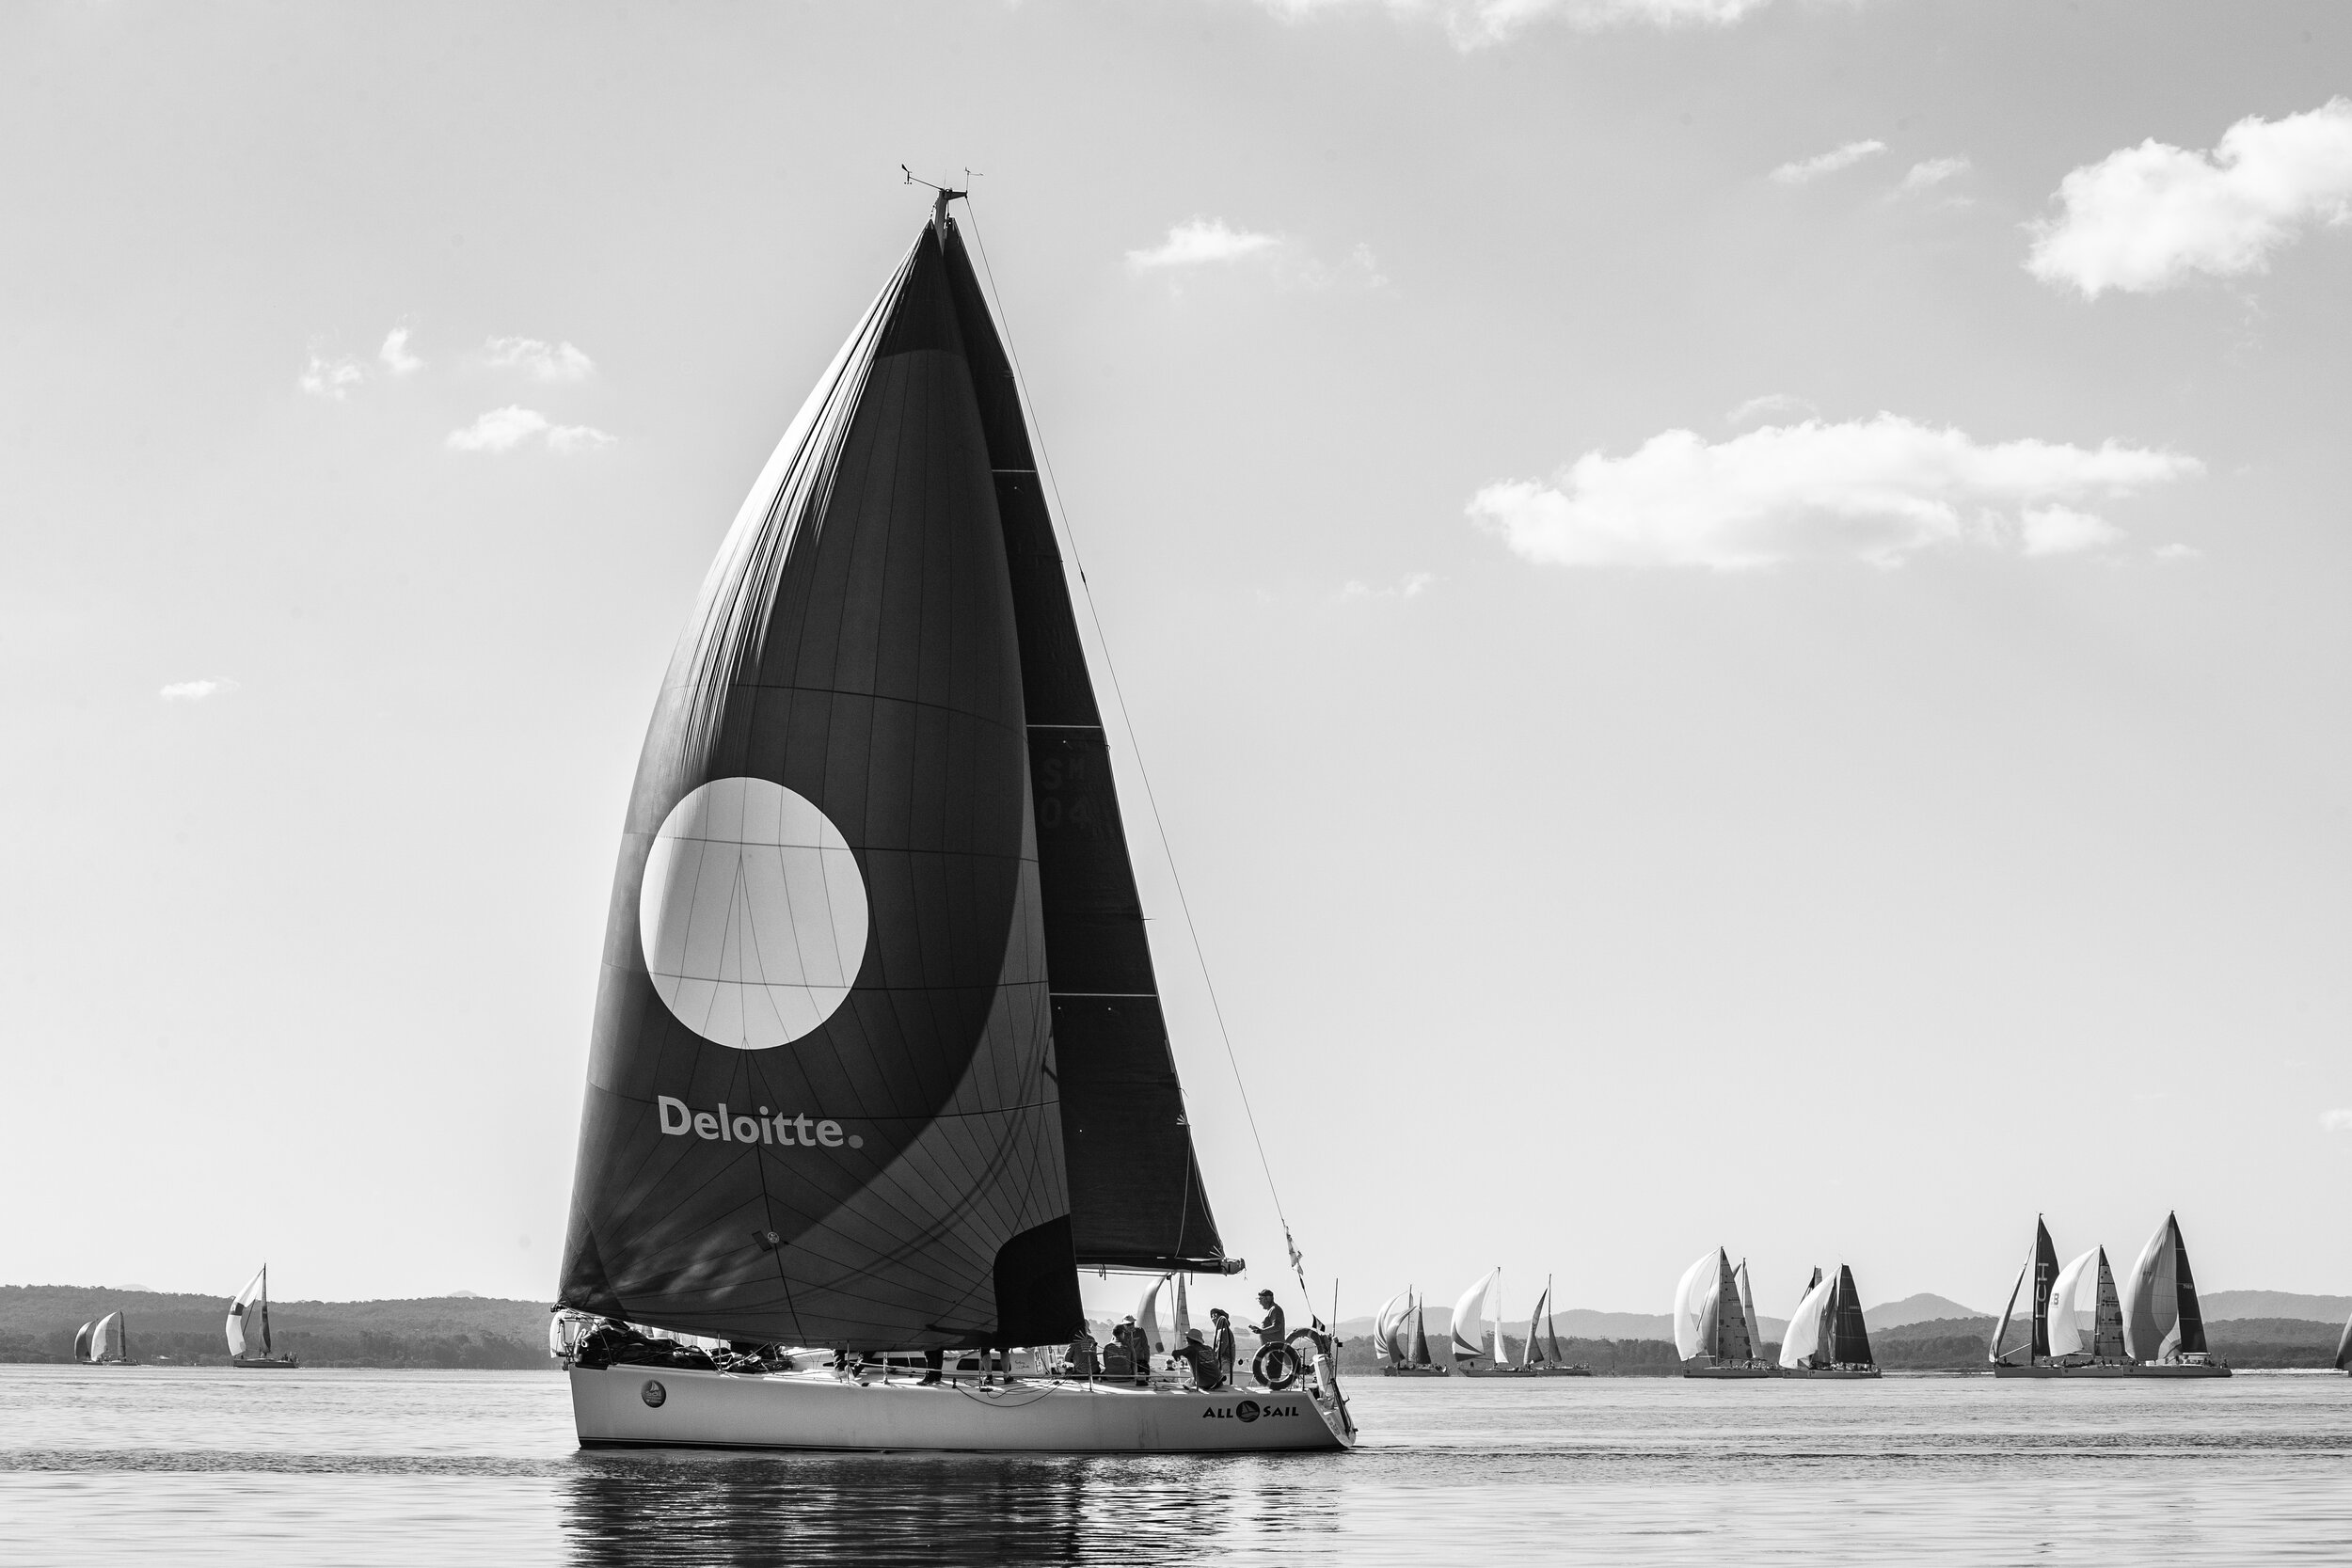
left=562, top=1452, right=1351, bottom=1566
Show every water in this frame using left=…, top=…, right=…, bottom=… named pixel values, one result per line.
left=3, top=1366, right=2347, bottom=1565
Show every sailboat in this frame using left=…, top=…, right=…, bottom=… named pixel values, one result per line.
left=1988, top=1216, right=2063, bottom=1377
left=228, top=1264, right=300, bottom=1370
left=1451, top=1268, right=1536, bottom=1377
left=549, top=189, right=1352, bottom=1454
left=1375, top=1288, right=1447, bottom=1376
left=1778, top=1265, right=1880, bottom=1378
left=1674, top=1248, right=1775, bottom=1377
left=82, top=1312, right=130, bottom=1366
left=1518, top=1275, right=1591, bottom=1376
left=2119, top=1212, right=2230, bottom=1377
left=2334, top=1307, right=2351, bottom=1376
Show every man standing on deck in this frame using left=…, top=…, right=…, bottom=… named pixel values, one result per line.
left=1209, top=1307, right=1236, bottom=1389
left=1249, top=1291, right=1285, bottom=1385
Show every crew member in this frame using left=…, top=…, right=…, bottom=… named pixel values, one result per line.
left=1066, top=1323, right=1100, bottom=1382
left=1250, top=1291, right=1286, bottom=1386
left=1169, top=1327, right=1226, bottom=1391
left=1209, top=1307, right=1237, bottom=1388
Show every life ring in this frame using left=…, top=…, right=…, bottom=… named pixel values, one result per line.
left=1251, top=1344, right=1301, bottom=1390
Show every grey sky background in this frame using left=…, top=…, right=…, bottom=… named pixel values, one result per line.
left=3, top=0, right=2347, bottom=1322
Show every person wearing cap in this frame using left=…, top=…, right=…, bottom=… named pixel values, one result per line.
left=1112, top=1315, right=1151, bottom=1386
left=1168, top=1326, right=1227, bottom=1391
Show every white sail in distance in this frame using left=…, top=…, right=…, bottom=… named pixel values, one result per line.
left=1136, top=1275, right=1168, bottom=1356
left=1172, top=1275, right=1192, bottom=1348
left=1734, top=1260, right=1762, bottom=1362
left=2046, top=1247, right=2098, bottom=1358
left=1452, top=1269, right=1498, bottom=1362
left=1673, top=1251, right=1720, bottom=1360
left=1375, top=1291, right=1412, bottom=1360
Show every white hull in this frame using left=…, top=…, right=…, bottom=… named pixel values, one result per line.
left=1993, top=1360, right=2231, bottom=1378
left=570, top=1365, right=1356, bottom=1453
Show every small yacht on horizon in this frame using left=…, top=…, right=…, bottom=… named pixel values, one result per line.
left=1676, top=1248, right=1777, bottom=1377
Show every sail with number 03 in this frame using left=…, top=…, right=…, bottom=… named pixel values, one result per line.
left=550, top=191, right=1351, bottom=1453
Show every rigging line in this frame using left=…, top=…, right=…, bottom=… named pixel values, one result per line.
left=958, top=197, right=1302, bottom=1256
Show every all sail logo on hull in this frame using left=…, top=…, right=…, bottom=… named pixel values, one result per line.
left=657, top=1096, right=865, bottom=1149
left=1202, top=1401, right=1299, bottom=1421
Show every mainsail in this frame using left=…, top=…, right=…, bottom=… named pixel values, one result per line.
left=2122, top=1212, right=2209, bottom=1363
left=1406, top=1291, right=1433, bottom=1368
left=2049, top=1246, right=2126, bottom=1360
left=1452, top=1269, right=1498, bottom=1363
left=227, top=1265, right=272, bottom=1359
left=936, top=222, right=1228, bottom=1276
left=560, top=211, right=1138, bottom=1351
left=1781, top=1268, right=1834, bottom=1371
left=1828, top=1265, right=1872, bottom=1368
left=1733, top=1259, right=1762, bottom=1362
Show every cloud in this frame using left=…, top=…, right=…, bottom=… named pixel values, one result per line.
left=2027, top=99, right=2352, bottom=297
left=2322, top=1108, right=2352, bottom=1133
left=1127, top=219, right=1386, bottom=290
left=1468, top=414, right=2202, bottom=570
left=1127, top=219, right=1282, bottom=270
left=160, top=678, right=238, bottom=702
left=485, top=336, right=596, bottom=382
left=2153, top=542, right=2202, bottom=562
left=446, top=406, right=614, bottom=454
left=1339, top=571, right=1438, bottom=601
left=2018, top=503, right=2122, bottom=557
left=297, top=346, right=365, bottom=400
left=1256, top=0, right=1771, bottom=47
left=379, top=326, right=424, bottom=375
left=1726, top=392, right=1817, bottom=426
left=1897, top=156, right=1973, bottom=197
left=1770, top=139, right=1886, bottom=186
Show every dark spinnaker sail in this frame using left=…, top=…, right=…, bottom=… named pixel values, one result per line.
left=2031, top=1217, right=2058, bottom=1359
left=558, top=218, right=1081, bottom=1350
left=934, top=224, right=1231, bottom=1275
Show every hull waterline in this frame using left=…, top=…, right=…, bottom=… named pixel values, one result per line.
left=570, top=1366, right=1355, bottom=1453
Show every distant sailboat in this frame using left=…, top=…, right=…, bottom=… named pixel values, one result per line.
left=2335, top=1307, right=2352, bottom=1376
left=1518, top=1275, right=1591, bottom=1376
left=228, top=1264, right=300, bottom=1370
left=85, top=1311, right=129, bottom=1366
left=1676, top=1247, right=1775, bottom=1377
left=72, top=1322, right=94, bottom=1362
left=2120, top=1212, right=2230, bottom=1377
left=1780, top=1265, right=1879, bottom=1378
left=1375, top=1287, right=1446, bottom=1376
left=1452, top=1268, right=1533, bottom=1377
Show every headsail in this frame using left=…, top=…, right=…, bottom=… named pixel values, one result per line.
left=1673, top=1251, right=1719, bottom=1360
left=72, top=1322, right=93, bottom=1362
left=2122, top=1212, right=2207, bottom=1362
left=2030, top=1217, right=2058, bottom=1358
left=227, top=1265, right=270, bottom=1358
left=558, top=214, right=1082, bottom=1351
left=1452, top=1269, right=1498, bottom=1363
left=932, top=223, right=1229, bottom=1275
left=1781, top=1268, right=1834, bottom=1371
left=1374, top=1290, right=1412, bottom=1363
left=89, top=1312, right=124, bottom=1364
left=1136, top=1275, right=1168, bottom=1356
left=2335, top=1307, right=2352, bottom=1373
left=2047, top=1247, right=2098, bottom=1358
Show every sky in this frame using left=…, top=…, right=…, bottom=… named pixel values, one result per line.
left=3, top=0, right=2349, bottom=1328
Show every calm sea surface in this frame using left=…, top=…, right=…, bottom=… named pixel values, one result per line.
left=2, top=1366, right=2347, bottom=1565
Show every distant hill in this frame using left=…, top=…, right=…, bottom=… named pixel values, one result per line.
left=2201, top=1291, right=2352, bottom=1324
left=1865, top=1293, right=1986, bottom=1330
left=0, top=1285, right=553, bottom=1369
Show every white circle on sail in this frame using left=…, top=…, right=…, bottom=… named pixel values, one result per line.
left=639, top=776, right=868, bottom=1051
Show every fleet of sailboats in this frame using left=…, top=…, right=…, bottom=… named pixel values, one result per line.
left=1675, top=1248, right=1775, bottom=1377
left=1989, top=1213, right=2230, bottom=1377
left=547, top=188, right=1353, bottom=1453
left=1374, top=1288, right=1447, bottom=1376
left=1777, top=1266, right=1880, bottom=1378
left=1440, top=1270, right=1589, bottom=1377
